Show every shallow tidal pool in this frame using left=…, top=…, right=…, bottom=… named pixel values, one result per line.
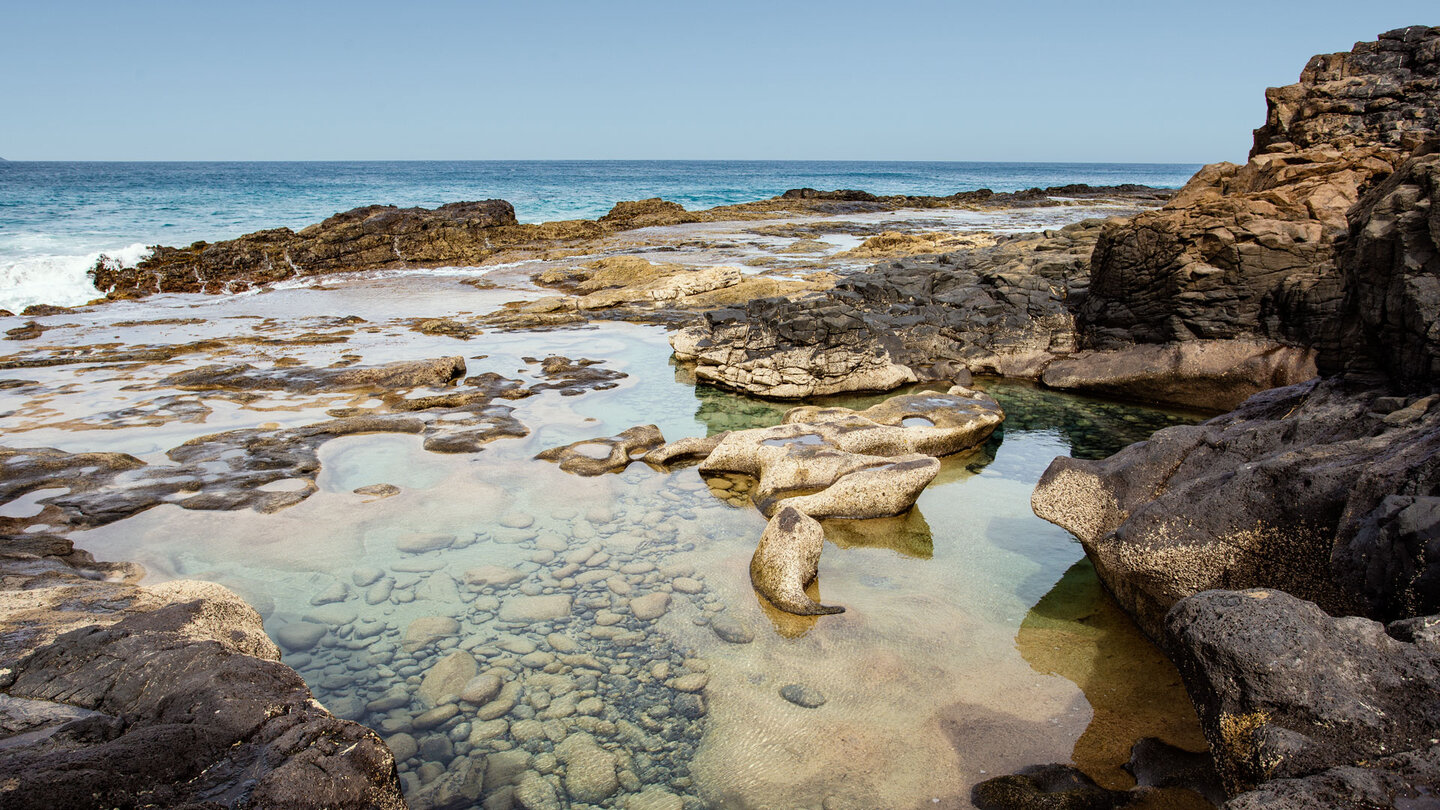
left=59, top=309, right=1212, bottom=810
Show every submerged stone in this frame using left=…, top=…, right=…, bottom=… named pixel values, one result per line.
left=779, top=683, right=827, bottom=708
left=500, top=594, right=573, bottom=623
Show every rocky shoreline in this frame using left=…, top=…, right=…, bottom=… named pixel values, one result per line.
left=2, top=22, right=1438, bottom=810
left=1023, top=25, right=1440, bottom=808
left=0, top=534, right=405, bottom=808
left=81, top=184, right=1168, bottom=305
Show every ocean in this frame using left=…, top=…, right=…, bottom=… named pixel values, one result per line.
left=0, top=160, right=1200, bottom=313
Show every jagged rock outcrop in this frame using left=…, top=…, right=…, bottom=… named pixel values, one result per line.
left=1165, top=590, right=1440, bottom=807
left=1032, top=140, right=1440, bottom=640
left=0, top=536, right=404, bottom=809
left=1079, top=26, right=1439, bottom=353
left=1322, top=145, right=1440, bottom=389
left=1031, top=37, right=1440, bottom=806
left=94, top=200, right=523, bottom=297
left=671, top=219, right=1102, bottom=397
left=670, top=212, right=1314, bottom=410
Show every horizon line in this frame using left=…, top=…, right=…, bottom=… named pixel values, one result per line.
left=0, top=157, right=1211, bottom=166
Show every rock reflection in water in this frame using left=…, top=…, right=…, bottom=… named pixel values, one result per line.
left=1016, top=558, right=1212, bottom=801
left=823, top=508, right=936, bottom=560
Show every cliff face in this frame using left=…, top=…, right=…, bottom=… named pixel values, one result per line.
left=1079, top=27, right=1439, bottom=353
left=1033, top=143, right=1440, bottom=641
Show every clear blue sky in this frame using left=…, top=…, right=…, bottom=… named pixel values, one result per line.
left=1, top=1, right=1433, bottom=163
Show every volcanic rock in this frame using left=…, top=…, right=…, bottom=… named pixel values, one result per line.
left=0, top=552, right=403, bottom=809
left=1166, top=589, right=1440, bottom=799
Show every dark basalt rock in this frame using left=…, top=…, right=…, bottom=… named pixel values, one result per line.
left=1033, top=379, right=1440, bottom=639
left=778, top=184, right=1174, bottom=209
left=526, top=355, right=628, bottom=396
left=1165, top=589, right=1440, bottom=802
left=672, top=220, right=1103, bottom=397
left=163, top=355, right=467, bottom=393
left=0, top=545, right=405, bottom=810
left=1125, top=737, right=1225, bottom=805
left=1079, top=26, right=1439, bottom=353
left=4, top=321, right=45, bottom=341
left=971, top=764, right=1132, bottom=810
left=672, top=204, right=1313, bottom=409
left=1322, top=145, right=1440, bottom=391
left=1033, top=134, right=1440, bottom=637
left=88, top=197, right=709, bottom=300
left=1223, top=745, right=1440, bottom=810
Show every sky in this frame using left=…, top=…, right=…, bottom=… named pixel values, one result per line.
left=1, top=1, right=1434, bottom=163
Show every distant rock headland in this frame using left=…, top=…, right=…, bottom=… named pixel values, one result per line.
left=88, top=184, right=1168, bottom=301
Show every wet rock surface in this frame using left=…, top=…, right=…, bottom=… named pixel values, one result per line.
left=972, top=763, right=1132, bottom=810
left=163, top=355, right=468, bottom=393
left=699, top=386, right=1003, bottom=518
left=1033, top=379, right=1440, bottom=639
left=535, top=424, right=666, bottom=476
left=0, top=536, right=404, bottom=809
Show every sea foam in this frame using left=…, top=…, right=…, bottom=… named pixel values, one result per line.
left=0, top=243, right=150, bottom=314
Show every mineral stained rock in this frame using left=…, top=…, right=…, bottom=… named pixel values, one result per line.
left=699, top=386, right=1003, bottom=518
left=750, top=506, right=845, bottom=616
left=533, top=424, right=666, bottom=476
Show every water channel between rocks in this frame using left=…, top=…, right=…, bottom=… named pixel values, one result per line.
left=60, top=310, right=1211, bottom=810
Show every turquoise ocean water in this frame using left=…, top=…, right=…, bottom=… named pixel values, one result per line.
left=0, top=160, right=1200, bottom=311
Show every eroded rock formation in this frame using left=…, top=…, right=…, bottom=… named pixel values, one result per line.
left=676, top=28, right=1440, bottom=410
left=536, top=386, right=1003, bottom=616
left=671, top=220, right=1100, bottom=397
left=1030, top=28, right=1440, bottom=808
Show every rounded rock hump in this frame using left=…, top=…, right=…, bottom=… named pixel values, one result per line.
left=750, top=506, right=845, bottom=616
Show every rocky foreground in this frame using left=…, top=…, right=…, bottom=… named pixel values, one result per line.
left=0, top=537, right=405, bottom=808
